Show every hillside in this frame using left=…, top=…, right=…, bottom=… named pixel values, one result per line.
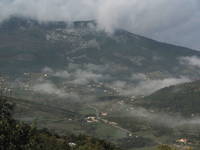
left=0, top=17, right=200, bottom=79
left=136, top=80, right=200, bottom=116
left=0, top=96, right=121, bottom=150
left=2, top=94, right=200, bottom=150
left=1, top=96, right=195, bottom=150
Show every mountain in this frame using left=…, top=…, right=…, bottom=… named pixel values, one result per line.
left=1, top=17, right=200, bottom=150
left=135, top=80, right=200, bottom=116
left=0, top=17, right=200, bottom=79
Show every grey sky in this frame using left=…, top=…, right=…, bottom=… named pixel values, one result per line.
left=0, top=0, right=199, bottom=50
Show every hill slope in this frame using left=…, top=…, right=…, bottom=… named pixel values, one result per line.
left=0, top=96, right=121, bottom=150
left=0, top=17, right=200, bottom=79
left=136, top=80, right=200, bottom=116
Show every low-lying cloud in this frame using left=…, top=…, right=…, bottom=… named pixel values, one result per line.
left=0, top=0, right=200, bottom=49
left=32, top=82, right=66, bottom=97
left=120, top=105, right=200, bottom=127
left=42, top=66, right=106, bottom=85
left=32, top=80, right=80, bottom=99
left=180, top=56, right=200, bottom=68
left=42, top=66, right=191, bottom=97
left=108, top=75, right=190, bottom=96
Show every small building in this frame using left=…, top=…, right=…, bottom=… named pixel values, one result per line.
left=68, top=142, right=77, bottom=147
left=86, top=116, right=98, bottom=123
left=176, top=138, right=188, bottom=144
left=100, top=112, right=108, bottom=116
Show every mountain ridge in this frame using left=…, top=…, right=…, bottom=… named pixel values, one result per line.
left=0, top=17, right=200, bottom=80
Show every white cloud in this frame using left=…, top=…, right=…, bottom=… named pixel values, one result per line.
left=109, top=76, right=190, bottom=96
left=42, top=67, right=54, bottom=73
left=180, top=56, right=200, bottom=68
left=32, top=82, right=66, bottom=97
left=54, top=71, right=71, bottom=79
left=71, top=69, right=103, bottom=85
left=32, top=81, right=80, bottom=99
left=41, top=65, right=106, bottom=85
left=131, top=77, right=190, bottom=96
left=131, top=73, right=147, bottom=81
left=43, top=65, right=191, bottom=96
left=0, top=0, right=199, bottom=49
left=118, top=105, right=200, bottom=127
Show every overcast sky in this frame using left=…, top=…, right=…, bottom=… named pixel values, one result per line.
left=0, top=0, right=200, bottom=50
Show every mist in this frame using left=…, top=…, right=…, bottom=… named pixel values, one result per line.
left=42, top=66, right=106, bottom=85
left=109, top=102, right=200, bottom=128
left=108, top=76, right=190, bottom=96
left=32, top=81, right=81, bottom=100
left=180, top=56, right=200, bottom=68
left=40, top=65, right=192, bottom=97
left=129, top=107, right=200, bottom=128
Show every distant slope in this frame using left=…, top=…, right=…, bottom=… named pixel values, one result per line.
left=137, top=80, right=200, bottom=116
left=0, top=17, right=200, bottom=79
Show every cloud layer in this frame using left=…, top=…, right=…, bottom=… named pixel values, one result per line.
left=42, top=66, right=190, bottom=97
left=0, top=0, right=200, bottom=49
left=180, top=56, right=200, bottom=68
left=116, top=104, right=200, bottom=128
left=108, top=76, right=190, bottom=96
